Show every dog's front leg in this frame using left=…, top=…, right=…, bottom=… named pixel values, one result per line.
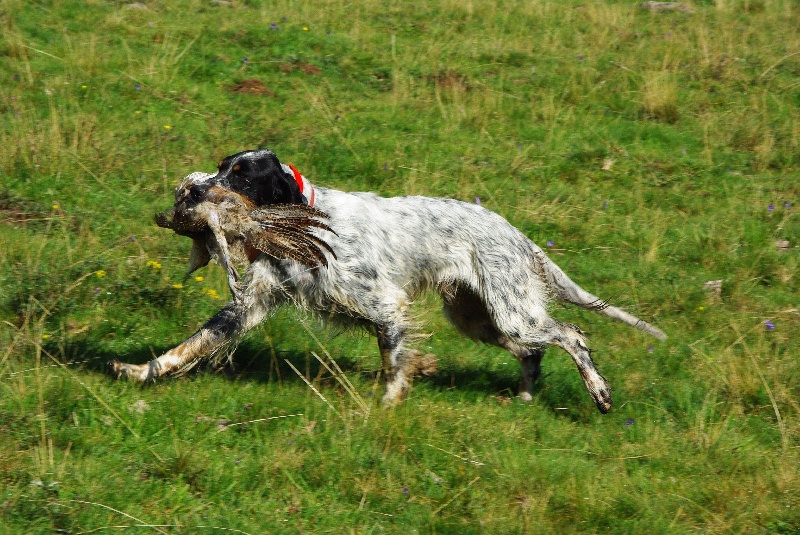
left=109, top=294, right=270, bottom=382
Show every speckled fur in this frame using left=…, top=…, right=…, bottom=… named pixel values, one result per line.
left=110, top=149, right=667, bottom=413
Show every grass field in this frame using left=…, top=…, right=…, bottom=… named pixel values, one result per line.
left=1, top=0, right=799, bottom=532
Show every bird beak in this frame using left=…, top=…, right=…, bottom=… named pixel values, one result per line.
left=154, top=208, right=176, bottom=229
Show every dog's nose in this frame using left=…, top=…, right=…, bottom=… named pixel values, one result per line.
left=188, top=183, right=211, bottom=203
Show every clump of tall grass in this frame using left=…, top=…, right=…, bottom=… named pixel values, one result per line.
left=641, top=70, right=679, bottom=123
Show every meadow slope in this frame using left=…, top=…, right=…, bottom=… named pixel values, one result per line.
left=1, top=0, right=798, bottom=533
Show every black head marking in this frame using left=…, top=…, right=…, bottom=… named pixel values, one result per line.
left=213, top=149, right=306, bottom=206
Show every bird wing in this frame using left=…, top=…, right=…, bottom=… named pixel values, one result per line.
left=247, top=204, right=336, bottom=267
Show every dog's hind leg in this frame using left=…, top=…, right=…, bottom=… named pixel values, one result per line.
left=541, top=322, right=612, bottom=413
left=499, top=341, right=545, bottom=402
left=442, top=285, right=546, bottom=401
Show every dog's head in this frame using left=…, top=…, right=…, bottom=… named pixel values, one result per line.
left=158, top=149, right=303, bottom=229
left=213, top=149, right=306, bottom=206
left=154, top=149, right=311, bottom=273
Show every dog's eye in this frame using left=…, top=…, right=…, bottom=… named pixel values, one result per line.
left=232, top=164, right=241, bottom=174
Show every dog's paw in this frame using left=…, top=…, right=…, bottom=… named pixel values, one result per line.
left=107, top=358, right=125, bottom=379
left=381, top=377, right=409, bottom=407
left=107, top=359, right=151, bottom=383
left=592, top=386, right=613, bottom=414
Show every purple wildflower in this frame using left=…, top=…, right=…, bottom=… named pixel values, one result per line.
left=546, top=240, right=554, bottom=247
left=647, top=346, right=654, bottom=353
left=475, top=197, right=481, bottom=206
left=129, top=235, right=136, bottom=242
left=242, top=57, right=249, bottom=63
left=402, top=486, right=409, bottom=495
left=764, top=320, right=775, bottom=330
left=768, top=204, right=774, bottom=211
left=785, top=202, right=791, bottom=208
left=271, top=23, right=278, bottom=30
left=13, top=74, right=20, bottom=80
left=578, top=55, right=584, bottom=61
left=134, top=84, right=141, bottom=90
left=624, top=418, right=634, bottom=427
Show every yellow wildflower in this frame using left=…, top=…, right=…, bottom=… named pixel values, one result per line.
left=42, top=334, right=50, bottom=340
left=164, top=125, right=172, bottom=130
left=171, top=283, right=184, bottom=289
left=303, top=27, right=309, bottom=31
left=52, top=203, right=60, bottom=210
left=194, top=276, right=204, bottom=282
left=95, top=270, right=106, bottom=278
left=146, top=260, right=162, bottom=270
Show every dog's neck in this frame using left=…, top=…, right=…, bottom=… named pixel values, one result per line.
left=282, top=164, right=316, bottom=207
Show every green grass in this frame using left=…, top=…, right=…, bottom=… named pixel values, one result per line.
left=1, top=0, right=799, bottom=532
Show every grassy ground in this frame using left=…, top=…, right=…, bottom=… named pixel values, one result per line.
left=1, top=0, right=798, bottom=532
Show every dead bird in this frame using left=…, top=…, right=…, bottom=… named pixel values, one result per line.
left=155, top=172, right=335, bottom=302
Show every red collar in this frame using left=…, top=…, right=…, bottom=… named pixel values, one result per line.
left=287, top=163, right=315, bottom=206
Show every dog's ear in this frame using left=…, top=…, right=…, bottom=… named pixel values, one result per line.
left=216, top=149, right=306, bottom=206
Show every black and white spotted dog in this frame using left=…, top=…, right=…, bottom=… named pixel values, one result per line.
left=110, top=149, right=666, bottom=412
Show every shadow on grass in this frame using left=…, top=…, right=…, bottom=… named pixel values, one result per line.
left=54, top=335, right=596, bottom=418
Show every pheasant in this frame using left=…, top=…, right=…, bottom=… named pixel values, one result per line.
left=155, top=177, right=335, bottom=302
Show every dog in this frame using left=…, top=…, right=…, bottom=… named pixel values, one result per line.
left=109, top=149, right=667, bottom=412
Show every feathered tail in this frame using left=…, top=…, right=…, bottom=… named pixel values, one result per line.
left=533, top=248, right=667, bottom=340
